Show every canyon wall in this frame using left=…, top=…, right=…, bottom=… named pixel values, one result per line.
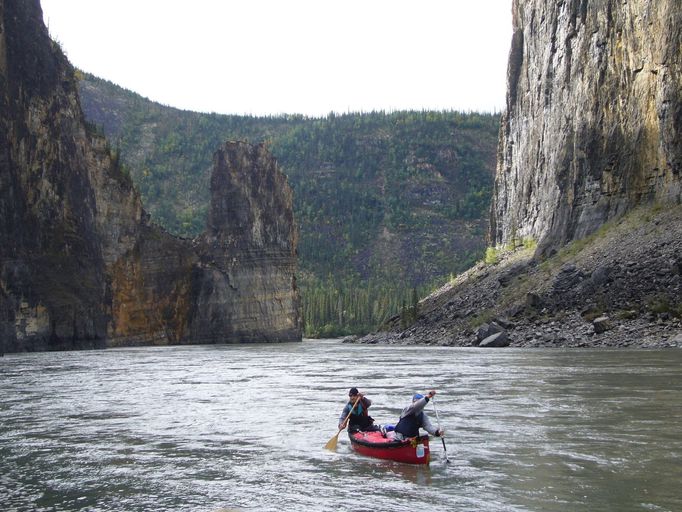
left=0, top=0, right=301, bottom=351
left=491, top=0, right=681, bottom=253
left=1, top=0, right=110, bottom=350
left=189, top=142, right=301, bottom=343
left=107, top=142, right=302, bottom=345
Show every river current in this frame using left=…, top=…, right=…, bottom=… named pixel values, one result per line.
left=1, top=340, right=681, bottom=512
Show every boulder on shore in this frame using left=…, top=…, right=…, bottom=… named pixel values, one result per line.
left=593, top=316, right=613, bottom=334
left=478, top=331, right=510, bottom=348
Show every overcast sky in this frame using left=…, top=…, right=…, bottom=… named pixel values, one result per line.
left=41, top=1, right=513, bottom=117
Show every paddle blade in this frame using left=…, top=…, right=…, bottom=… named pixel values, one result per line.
left=324, top=431, right=340, bottom=451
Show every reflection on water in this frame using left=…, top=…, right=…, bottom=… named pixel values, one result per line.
left=1, top=342, right=681, bottom=511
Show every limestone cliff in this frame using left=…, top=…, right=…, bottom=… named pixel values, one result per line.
left=107, top=143, right=302, bottom=345
left=106, top=227, right=198, bottom=345
left=1, top=0, right=110, bottom=350
left=0, top=0, right=301, bottom=352
left=492, top=0, right=681, bottom=253
left=189, top=142, right=301, bottom=343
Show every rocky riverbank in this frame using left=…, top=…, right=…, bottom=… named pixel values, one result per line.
left=354, top=203, right=682, bottom=349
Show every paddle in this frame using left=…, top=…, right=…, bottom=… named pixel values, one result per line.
left=431, top=397, right=450, bottom=463
left=325, top=395, right=362, bottom=451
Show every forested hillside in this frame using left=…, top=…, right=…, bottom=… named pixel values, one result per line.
left=78, top=72, right=500, bottom=336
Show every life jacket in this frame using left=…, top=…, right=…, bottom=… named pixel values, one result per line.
left=348, top=399, right=373, bottom=429
left=394, top=411, right=423, bottom=438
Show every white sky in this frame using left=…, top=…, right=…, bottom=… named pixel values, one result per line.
left=41, top=1, right=512, bottom=117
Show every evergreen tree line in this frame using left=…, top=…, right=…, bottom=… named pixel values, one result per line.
left=302, top=276, right=426, bottom=338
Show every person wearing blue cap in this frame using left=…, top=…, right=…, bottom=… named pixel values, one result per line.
left=393, top=389, right=444, bottom=440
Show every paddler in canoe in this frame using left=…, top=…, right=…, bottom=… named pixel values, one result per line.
left=391, top=389, right=444, bottom=440
left=338, top=387, right=381, bottom=433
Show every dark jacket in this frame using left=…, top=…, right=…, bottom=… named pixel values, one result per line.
left=339, top=397, right=374, bottom=431
left=394, top=396, right=438, bottom=438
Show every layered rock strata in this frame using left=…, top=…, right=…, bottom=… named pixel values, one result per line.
left=491, top=0, right=682, bottom=253
left=106, top=143, right=302, bottom=346
left=189, top=142, right=301, bottom=343
left=0, top=0, right=301, bottom=351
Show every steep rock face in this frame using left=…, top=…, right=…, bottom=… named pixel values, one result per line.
left=492, top=0, right=682, bottom=252
left=190, top=142, right=301, bottom=343
left=93, top=138, right=302, bottom=346
left=107, top=226, right=197, bottom=346
left=1, top=0, right=110, bottom=350
left=107, top=142, right=302, bottom=346
left=0, top=0, right=301, bottom=351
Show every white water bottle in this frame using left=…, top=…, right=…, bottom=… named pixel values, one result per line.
left=416, top=443, right=425, bottom=458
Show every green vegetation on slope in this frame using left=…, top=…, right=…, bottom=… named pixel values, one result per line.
left=77, top=72, right=500, bottom=336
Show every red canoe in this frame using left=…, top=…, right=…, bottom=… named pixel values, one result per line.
left=349, top=431, right=430, bottom=465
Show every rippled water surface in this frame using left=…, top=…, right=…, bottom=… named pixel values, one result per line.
left=1, top=341, right=681, bottom=511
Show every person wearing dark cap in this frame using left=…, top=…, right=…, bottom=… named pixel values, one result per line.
left=393, top=390, right=444, bottom=440
left=338, top=387, right=380, bottom=433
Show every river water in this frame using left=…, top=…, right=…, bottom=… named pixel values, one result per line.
left=1, top=340, right=681, bottom=512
